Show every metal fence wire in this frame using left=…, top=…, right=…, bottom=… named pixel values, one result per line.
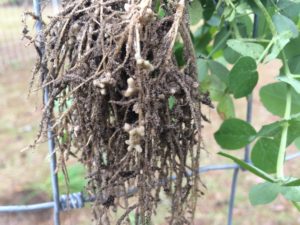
left=0, top=2, right=34, bottom=71
left=1, top=1, right=300, bottom=225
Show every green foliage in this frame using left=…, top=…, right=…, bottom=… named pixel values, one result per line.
left=218, top=152, right=275, bottom=182
left=40, top=164, right=86, bottom=195
left=281, top=186, right=300, bottom=202
left=57, top=164, right=86, bottom=194
left=0, top=0, right=28, bottom=6
left=249, top=182, right=280, bottom=205
left=214, top=118, right=256, bottom=149
left=189, top=0, right=300, bottom=212
left=217, top=94, right=235, bottom=119
left=295, top=137, right=300, bottom=150
left=199, top=0, right=215, bottom=20
left=278, top=76, right=300, bottom=93
left=228, top=56, right=258, bottom=98
left=188, top=0, right=203, bottom=25
left=251, top=138, right=279, bottom=174
left=250, top=182, right=300, bottom=206
left=226, top=40, right=264, bottom=60
left=260, top=82, right=300, bottom=117
left=256, top=120, right=285, bottom=138
left=168, top=96, right=175, bottom=110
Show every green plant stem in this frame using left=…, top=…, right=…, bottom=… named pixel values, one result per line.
left=257, top=39, right=274, bottom=63
left=282, top=51, right=291, bottom=75
left=232, top=21, right=242, bottom=39
left=276, top=85, right=292, bottom=180
left=253, top=0, right=277, bottom=36
left=276, top=123, right=288, bottom=179
left=276, top=51, right=292, bottom=180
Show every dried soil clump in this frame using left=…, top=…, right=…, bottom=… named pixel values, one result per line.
left=30, top=0, right=210, bottom=224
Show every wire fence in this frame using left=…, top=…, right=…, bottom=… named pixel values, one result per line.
left=1, top=1, right=300, bottom=225
left=0, top=1, right=32, bottom=71
left=0, top=0, right=59, bottom=72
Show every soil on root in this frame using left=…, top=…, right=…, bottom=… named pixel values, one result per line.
left=26, top=0, right=211, bottom=224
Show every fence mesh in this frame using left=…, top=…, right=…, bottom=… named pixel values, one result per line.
left=0, top=2, right=34, bottom=71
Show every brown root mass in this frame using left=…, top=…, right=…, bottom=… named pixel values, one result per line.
left=29, top=0, right=210, bottom=224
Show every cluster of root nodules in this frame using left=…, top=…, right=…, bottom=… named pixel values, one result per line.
left=31, top=0, right=210, bottom=224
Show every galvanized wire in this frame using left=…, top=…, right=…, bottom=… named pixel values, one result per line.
left=33, top=0, right=60, bottom=224
left=1, top=153, right=300, bottom=217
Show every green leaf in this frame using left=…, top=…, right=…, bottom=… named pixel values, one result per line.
left=260, top=82, right=300, bottom=117
left=266, top=13, right=299, bottom=61
left=227, top=39, right=264, bottom=60
left=278, top=0, right=300, bottom=22
left=168, top=96, right=175, bottom=110
left=214, top=118, right=256, bottom=149
left=217, top=95, right=235, bottom=120
left=208, top=60, right=229, bottom=83
left=285, top=119, right=300, bottom=145
left=294, top=137, right=300, bottom=150
left=236, top=14, right=253, bottom=37
left=208, top=74, right=227, bottom=101
left=236, top=2, right=251, bottom=15
left=278, top=76, right=300, bottom=93
left=224, top=46, right=241, bottom=64
left=129, top=212, right=136, bottom=225
left=251, top=138, right=279, bottom=174
left=289, top=56, right=300, bottom=74
left=284, top=178, right=300, bottom=187
left=257, top=121, right=285, bottom=138
left=197, top=58, right=208, bottom=82
left=157, top=5, right=165, bottom=18
left=189, top=0, right=203, bottom=25
left=266, top=33, right=291, bottom=62
left=199, top=0, right=215, bottom=20
left=223, top=7, right=236, bottom=22
left=213, top=28, right=231, bottom=54
left=218, top=152, right=275, bottom=182
left=281, top=186, right=300, bottom=202
left=249, top=182, right=280, bottom=206
left=273, top=13, right=299, bottom=39
left=257, top=119, right=300, bottom=146
left=193, top=26, right=212, bottom=54
left=174, top=42, right=185, bottom=66
left=207, top=14, right=221, bottom=26
left=284, top=36, right=300, bottom=63
left=228, top=56, right=258, bottom=98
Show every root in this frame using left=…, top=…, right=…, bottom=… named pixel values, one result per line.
left=27, top=0, right=211, bottom=224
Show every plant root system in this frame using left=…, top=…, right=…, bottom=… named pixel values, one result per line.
left=28, top=0, right=211, bottom=224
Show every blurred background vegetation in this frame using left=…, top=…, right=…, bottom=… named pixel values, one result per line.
left=0, top=0, right=32, bottom=6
